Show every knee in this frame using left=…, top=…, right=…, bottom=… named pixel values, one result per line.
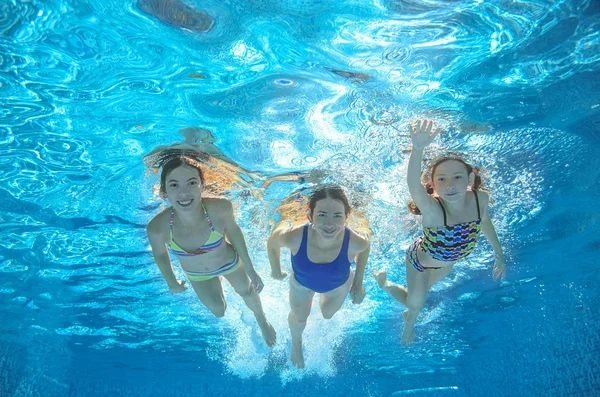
left=289, top=310, right=308, bottom=324
left=234, top=284, right=253, bottom=298
left=208, top=302, right=227, bottom=318
left=322, top=310, right=336, bottom=320
left=406, top=296, right=425, bottom=312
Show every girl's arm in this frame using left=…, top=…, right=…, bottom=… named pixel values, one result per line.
left=222, top=200, right=265, bottom=292
left=407, top=119, right=440, bottom=214
left=146, top=218, right=187, bottom=294
left=479, top=194, right=506, bottom=281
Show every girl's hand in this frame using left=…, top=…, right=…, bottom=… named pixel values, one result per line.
left=168, top=279, right=187, bottom=295
left=247, top=269, right=265, bottom=293
left=492, top=254, right=506, bottom=282
left=410, top=119, right=440, bottom=149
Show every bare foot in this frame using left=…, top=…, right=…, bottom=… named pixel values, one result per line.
left=290, top=340, right=305, bottom=369
left=371, top=269, right=387, bottom=288
left=401, top=310, right=416, bottom=346
left=258, top=320, right=277, bottom=347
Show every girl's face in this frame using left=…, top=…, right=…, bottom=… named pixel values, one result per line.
left=431, top=160, right=474, bottom=204
left=164, top=165, right=204, bottom=212
left=309, top=198, right=347, bottom=240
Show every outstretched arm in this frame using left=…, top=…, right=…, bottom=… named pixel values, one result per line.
left=480, top=200, right=506, bottom=281
left=407, top=119, right=440, bottom=213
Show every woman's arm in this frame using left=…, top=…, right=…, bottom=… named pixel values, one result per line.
left=267, top=226, right=291, bottom=280
left=350, top=234, right=370, bottom=304
left=146, top=217, right=187, bottom=294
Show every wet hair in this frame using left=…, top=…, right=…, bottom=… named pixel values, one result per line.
left=308, top=185, right=351, bottom=220
left=272, top=184, right=371, bottom=238
left=408, top=156, right=483, bottom=215
left=145, top=148, right=256, bottom=197
left=159, top=156, right=205, bottom=195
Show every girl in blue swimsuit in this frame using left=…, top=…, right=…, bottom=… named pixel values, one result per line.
left=146, top=150, right=276, bottom=347
left=372, top=119, right=506, bottom=346
left=268, top=186, right=371, bottom=369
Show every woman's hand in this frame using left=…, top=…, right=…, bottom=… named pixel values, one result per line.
left=410, top=119, right=440, bottom=150
left=350, top=281, right=366, bottom=304
left=271, top=271, right=288, bottom=280
left=247, top=269, right=265, bottom=293
left=168, top=279, right=187, bottom=295
left=492, top=253, right=506, bottom=282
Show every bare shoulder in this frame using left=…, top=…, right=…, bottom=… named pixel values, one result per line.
left=202, top=197, right=234, bottom=225
left=272, top=223, right=304, bottom=249
left=348, top=228, right=370, bottom=254
left=203, top=196, right=233, bottom=213
left=146, top=208, right=170, bottom=239
left=475, top=190, right=490, bottom=209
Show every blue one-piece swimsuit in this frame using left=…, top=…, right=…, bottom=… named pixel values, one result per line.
left=291, top=224, right=351, bottom=293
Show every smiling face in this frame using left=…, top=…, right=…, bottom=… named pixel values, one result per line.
left=431, top=160, right=474, bottom=203
left=164, top=165, right=204, bottom=212
left=309, top=198, right=347, bottom=240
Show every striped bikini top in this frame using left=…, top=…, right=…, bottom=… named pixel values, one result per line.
left=420, top=190, right=482, bottom=262
left=168, top=203, right=224, bottom=257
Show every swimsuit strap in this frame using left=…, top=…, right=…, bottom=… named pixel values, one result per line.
left=201, top=201, right=216, bottom=231
left=340, top=227, right=351, bottom=260
left=299, top=223, right=309, bottom=256
left=169, top=207, right=175, bottom=231
left=435, top=197, right=447, bottom=226
left=473, top=189, right=481, bottom=219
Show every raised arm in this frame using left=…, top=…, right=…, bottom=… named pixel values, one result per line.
left=267, top=226, right=292, bottom=280
left=479, top=193, right=506, bottom=281
left=146, top=217, right=187, bottom=294
left=222, top=200, right=265, bottom=293
left=407, top=119, right=440, bottom=214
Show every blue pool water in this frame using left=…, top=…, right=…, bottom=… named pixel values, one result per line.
left=1, top=0, right=599, bottom=396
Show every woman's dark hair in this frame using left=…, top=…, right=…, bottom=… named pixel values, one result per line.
left=408, top=156, right=482, bottom=215
left=308, top=185, right=351, bottom=220
left=159, top=156, right=205, bottom=195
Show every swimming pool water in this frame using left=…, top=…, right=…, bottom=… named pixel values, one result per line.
left=1, top=0, right=599, bottom=396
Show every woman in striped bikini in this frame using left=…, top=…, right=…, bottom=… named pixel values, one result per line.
left=146, top=151, right=276, bottom=347
left=372, top=119, right=506, bottom=346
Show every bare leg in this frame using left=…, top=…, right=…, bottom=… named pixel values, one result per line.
left=402, top=258, right=453, bottom=346
left=320, top=270, right=353, bottom=319
left=289, top=273, right=315, bottom=369
left=372, top=250, right=453, bottom=346
left=223, top=263, right=276, bottom=347
left=401, top=259, right=430, bottom=346
left=188, top=277, right=227, bottom=317
left=371, top=269, right=408, bottom=306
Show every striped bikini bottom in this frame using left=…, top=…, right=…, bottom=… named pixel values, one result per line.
left=183, top=253, right=240, bottom=282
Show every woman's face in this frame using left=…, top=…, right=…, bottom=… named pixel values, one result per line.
left=431, top=160, right=473, bottom=203
left=310, top=198, right=347, bottom=240
left=164, top=165, right=203, bottom=212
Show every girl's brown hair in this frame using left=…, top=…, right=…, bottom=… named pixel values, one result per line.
left=274, top=185, right=372, bottom=238
left=159, top=156, right=205, bottom=195
left=144, top=148, right=255, bottom=196
left=408, top=156, right=483, bottom=215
